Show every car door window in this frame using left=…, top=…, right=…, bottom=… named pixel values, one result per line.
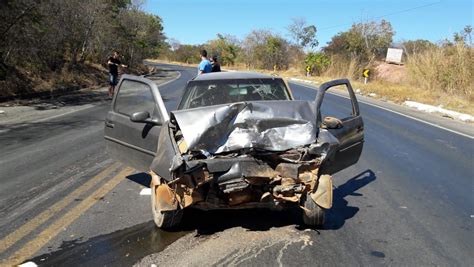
left=320, top=84, right=357, bottom=122
left=179, top=79, right=291, bottom=109
left=114, top=79, right=155, bottom=116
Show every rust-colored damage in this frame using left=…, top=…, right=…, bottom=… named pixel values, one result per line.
left=151, top=159, right=333, bottom=211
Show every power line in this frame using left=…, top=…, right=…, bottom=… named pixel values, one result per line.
left=318, top=1, right=442, bottom=31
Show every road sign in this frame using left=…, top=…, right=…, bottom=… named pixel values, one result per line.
left=386, top=48, right=403, bottom=64
left=363, top=69, right=370, bottom=78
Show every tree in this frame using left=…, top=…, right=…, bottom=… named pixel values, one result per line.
left=207, top=34, right=240, bottom=65
left=287, top=18, right=318, bottom=49
left=324, top=19, right=395, bottom=62
left=242, top=29, right=272, bottom=69
left=402, top=39, right=436, bottom=56
left=167, top=38, right=181, bottom=51
left=453, top=25, right=472, bottom=46
left=305, top=52, right=330, bottom=75
left=242, top=30, right=290, bottom=70
left=0, top=0, right=166, bottom=96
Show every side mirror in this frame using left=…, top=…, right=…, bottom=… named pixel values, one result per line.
left=321, top=116, right=343, bottom=129
left=130, top=111, right=162, bottom=125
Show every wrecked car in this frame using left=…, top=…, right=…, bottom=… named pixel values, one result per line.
left=104, top=72, right=364, bottom=228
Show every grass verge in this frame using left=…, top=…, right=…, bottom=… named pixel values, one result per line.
left=150, top=59, right=474, bottom=116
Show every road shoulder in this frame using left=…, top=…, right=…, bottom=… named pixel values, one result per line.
left=0, top=68, right=179, bottom=129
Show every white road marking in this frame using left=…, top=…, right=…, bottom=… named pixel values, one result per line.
left=139, top=188, right=151, bottom=196
left=156, top=70, right=181, bottom=88
left=291, top=82, right=474, bottom=139
left=19, top=261, right=38, bottom=267
left=32, top=104, right=95, bottom=123
left=1, top=104, right=95, bottom=126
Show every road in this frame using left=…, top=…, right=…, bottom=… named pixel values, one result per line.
left=0, top=64, right=472, bottom=266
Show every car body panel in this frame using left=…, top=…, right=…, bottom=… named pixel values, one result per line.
left=104, top=75, right=169, bottom=172
left=315, top=79, right=364, bottom=174
left=104, top=72, right=364, bottom=212
left=171, top=100, right=317, bottom=154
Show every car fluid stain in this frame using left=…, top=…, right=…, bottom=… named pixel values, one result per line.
left=370, top=251, right=386, bottom=258
left=28, top=221, right=190, bottom=266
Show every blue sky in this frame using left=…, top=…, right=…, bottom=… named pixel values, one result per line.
left=144, top=0, right=473, bottom=47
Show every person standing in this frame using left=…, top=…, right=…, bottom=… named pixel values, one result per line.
left=107, top=51, right=127, bottom=97
left=198, top=49, right=212, bottom=75
left=211, top=55, right=221, bottom=72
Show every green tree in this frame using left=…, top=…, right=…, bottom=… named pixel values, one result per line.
left=305, top=52, right=330, bottom=75
left=207, top=34, right=240, bottom=65
left=287, top=18, right=318, bottom=49
left=242, top=30, right=290, bottom=70
left=324, top=19, right=395, bottom=62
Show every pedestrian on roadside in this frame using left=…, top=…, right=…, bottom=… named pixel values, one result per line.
left=211, top=55, right=221, bottom=72
left=198, top=49, right=212, bottom=75
left=107, top=51, right=127, bottom=97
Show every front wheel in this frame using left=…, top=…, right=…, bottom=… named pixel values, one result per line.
left=302, top=193, right=326, bottom=226
left=150, top=182, right=183, bottom=229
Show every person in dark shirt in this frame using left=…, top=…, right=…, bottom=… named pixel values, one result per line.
left=210, top=55, right=221, bottom=72
left=107, top=51, right=127, bottom=97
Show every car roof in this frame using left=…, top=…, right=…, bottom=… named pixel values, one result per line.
left=192, top=71, right=280, bottom=81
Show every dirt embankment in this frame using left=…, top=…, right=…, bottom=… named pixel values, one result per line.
left=373, top=62, right=406, bottom=83
left=0, top=63, right=108, bottom=102
left=0, top=63, right=152, bottom=102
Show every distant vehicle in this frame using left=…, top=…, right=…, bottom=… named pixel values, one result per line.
left=104, top=72, right=364, bottom=228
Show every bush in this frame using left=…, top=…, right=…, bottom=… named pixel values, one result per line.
left=322, top=54, right=362, bottom=79
left=304, top=52, right=330, bottom=75
left=406, top=44, right=473, bottom=99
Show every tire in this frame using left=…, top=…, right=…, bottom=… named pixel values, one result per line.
left=150, top=184, right=183, bottom=229
left=302, top=193, right=326, bottom=226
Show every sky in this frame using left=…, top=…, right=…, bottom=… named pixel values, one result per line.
left=144, top=0, right=473, bottom=47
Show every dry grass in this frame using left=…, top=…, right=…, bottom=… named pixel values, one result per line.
left=322, top=55, right=361, bottom=79
left=150, top=57, right=474, bottom=115
left=406, top=44, right=473, bottom=98
left=0, top=62, right=107, bottom=99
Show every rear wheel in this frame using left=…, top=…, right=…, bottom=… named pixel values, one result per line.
left=302, top=193, right=326, bottom=226
left=150, top=182, right=183, bottom=229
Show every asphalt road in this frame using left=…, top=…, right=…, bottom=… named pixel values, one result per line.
left=0, top=64, right=472, bottom=266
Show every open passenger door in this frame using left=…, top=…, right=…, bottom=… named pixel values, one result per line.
left=104, top=75, right=169, bottom=171
left=315, top=79, right=364, bottom=175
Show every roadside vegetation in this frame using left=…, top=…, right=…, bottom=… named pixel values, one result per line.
left=0, top=0, right=165, bottom=99
left=159, top=21, right=473, bottom=115
left=1, top=1, right=472, bottom=115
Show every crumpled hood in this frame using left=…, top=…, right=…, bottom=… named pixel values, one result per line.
left=171, top=100, right=317, bottom=154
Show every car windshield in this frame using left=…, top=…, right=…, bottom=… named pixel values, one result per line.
left=178, top=78, right=291, bottom=109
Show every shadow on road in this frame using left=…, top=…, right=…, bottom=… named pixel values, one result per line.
left=178, top=169, right=376, bottom=234
left=180, top=207, right=300, bottom=236
left=0, top=119, right=105, bottom=146
left=325, top=169, right=376, bottom=230
left=126, top=170, right=376, bottom=235
left=28, top=221, right=189, bottom=267
left=127, top=172, right=151, bottom=188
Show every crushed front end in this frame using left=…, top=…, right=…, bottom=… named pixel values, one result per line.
left=150, top=101, right=337, bottom=213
